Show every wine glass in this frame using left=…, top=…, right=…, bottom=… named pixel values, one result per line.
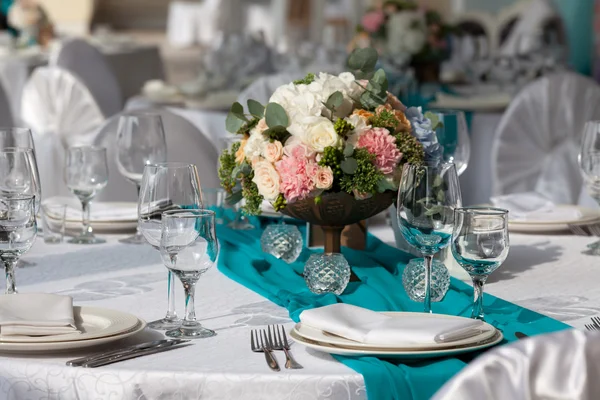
left=0, top=195, right=37, bottom=294
left=139, top=162, right=203, bottom=330
left=429, top=110, right=471, bottom=176
left=452, top=207, right=510, bottom=320
left=579, top=121, right=600, bottom=254
left=64, top=146, right=109, bottom=244
left=397, top=162, right=462, bottom=313
left=116, top=111, right=167, bottom=244
left=0, top=127, right=35, bottom=149
left=160, top=209, right=218, bottom=339
left=0, top=148, right=41, bottom=203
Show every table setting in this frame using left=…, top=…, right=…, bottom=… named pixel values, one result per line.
left=0, top=44, right=600, bottom=399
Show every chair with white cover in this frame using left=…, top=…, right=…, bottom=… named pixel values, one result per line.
left=21, top=66, right=105, bottom=199
left=491, top=72, right=600, bottom=205
left=93, top=108, right=220, bottom=202
left=433, top=329, right=600, bottom=400
left=0, top=80, right=13, bottom=126
left=52, top=38, right=123, bottom=118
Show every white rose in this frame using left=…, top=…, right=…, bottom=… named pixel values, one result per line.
left=252, top=160, right=280, bottom=201
left=262, top=140, right=283, bottom=163
left=305, top=117, right=342, bottom=152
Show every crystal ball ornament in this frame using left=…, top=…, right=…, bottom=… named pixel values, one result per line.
left=260, top=223, right=303, bottom=264
left=402, top=258, right=450, bottom=302
left=304, top=253, right=350, bottom=295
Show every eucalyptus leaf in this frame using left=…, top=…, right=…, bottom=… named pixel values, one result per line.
left=265, top=103, right=289, bottom=128
left=226, top=190, right=243, bottom=205
left=232, top=162, right=251, bottom=178
left=341, top=158, right=358, bottom=174
left=377, top=177, right=396, bottom=193
left=347, top=48, right=378, bottom=73
left=433, top=175, right=443, bottom=187
left=425, top=111, right=442, bottom=131
left=343, top=143, right=355, bottom=157
left=225, top=112, right=246, bottom=133
left=325, top=91, right=344, bottom=109
left=372, top=68, right=388, bottom=92
left=247, top=99, right=265, bottom=118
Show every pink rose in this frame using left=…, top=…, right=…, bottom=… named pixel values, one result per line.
left=315, top=166, right=334, bottom=190
left=362, top=10, right=385, bottom=33
left=356, top=127, right=402, bottom=175
left=263, top=140, right=283, bottom=163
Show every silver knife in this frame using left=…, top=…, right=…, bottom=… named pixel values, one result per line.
left=82, top=340, right=189, bottom=368
left=66, top=339, right=185, bottom=367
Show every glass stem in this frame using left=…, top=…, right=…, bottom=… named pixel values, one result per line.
left=471, top=275, right=487, bottom=320
left=81, top=200, right=92, bottom=237
left=135, top=184, right=142, bottom=238
left=4, top=259, right=17, bottom=294
left=166, top=270, right=177, bottom=321
left=182, top=280, right=197, bottom=326
left=423, top=254, right=433, bottom=313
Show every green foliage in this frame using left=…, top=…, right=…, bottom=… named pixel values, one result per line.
left=358, top=68, right=388, bottom=111
left=424, top=111, right=443, bottom=130
left=318, top=147, right=344, bottom=191
left=340, top=148, right=384, bottom=195
left=347, top=48, right=378, bottom=79
left=334, top=118, right=354, bottom=137
left=226, top=102, right=248, bottom=133
left=240, top=173, right=263, bottom=215
left=218, top=142, right=240, bottom=192
left=262, top=125, right=289, bottom=143
left=293, top=73, right=316, bottom=85
left=324, top=91, right=344, bottom=111
left=273, top=194, right=287, bottom=212
left=341, top=158, right=358, bottom=174
left=265, top=102, right=289, bottom=129
left=370, top=108, right=399, bottom=132
left=395, top=131, right=425, bottom=166
left=247, top=100, right=265, bottom=118
left=238, top=118, right=259, bottom=136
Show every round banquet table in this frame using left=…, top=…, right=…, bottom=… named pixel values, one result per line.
left=0, top=223, right=598, bottom=399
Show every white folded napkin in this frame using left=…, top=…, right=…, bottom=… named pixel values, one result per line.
left=299, top=304, right=484, bottom=345
left=490, top=192, right=582, bottom=222
left=44, top=197, right=138, bottom=222
left=0, top=293, right=79, bottom=336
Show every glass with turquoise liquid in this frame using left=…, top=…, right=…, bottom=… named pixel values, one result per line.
left=397, top=162, right=462, bottom=313
left=452, top=207, right=510, bottom=320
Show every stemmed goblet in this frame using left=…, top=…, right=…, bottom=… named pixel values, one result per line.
left=429, top=110, right=471, bottom=176
left=397, top=162, right=462, bottom=313
left=160, top=209, right=218, bottom=339
left=0, top=195, right=37, bottom=294
left=579, top=121, right=600, bottom=254
left=452, top=208, right=510, bottom=320
left=116, top=112, right=167, bottom=244
left=64, top=146, right=109, bottom=244
left=0, top=148, right=41, bottom=204
left=138, top=162, right=203, bottom=330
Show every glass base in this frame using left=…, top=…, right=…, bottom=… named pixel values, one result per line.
left=228, top=220, right=255, bottom=230
left=147, top=317, right=181, bottom=331
left=43, top=237, right=63, bottom=244
left=119, top=233, right=146, bottom=245
left=16, top=259, right=36, bottom=268
left=166, top=323, right=216, bottom=339
left=69, top=235, right=106, bottom=245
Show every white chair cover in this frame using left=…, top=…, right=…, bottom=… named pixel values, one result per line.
left=52, top=38, right=123, bottom=118
left=0, top=78, right=13, bottom=126
left=93, top=108, right=220, bottom=202
left=21, top=67, right=105, bottom=198
left=433, top=330, right=600, bottom=400
left=499, top=0, right=558, bottom=56
left=492, top=72, right=600, bottom=205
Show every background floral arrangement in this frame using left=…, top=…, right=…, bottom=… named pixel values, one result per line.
left=219, top=48, right=442, bottom=215
left=353, top=0, right=453, bottom=65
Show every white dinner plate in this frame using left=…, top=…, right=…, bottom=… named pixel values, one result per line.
left=508, top=205, right=600, bottom=233
left=0, top=306, right=142, bottom=343
left=290, top=328, right=503, bottom=360
left=293, top=312, right=498, bottom=351
left=45, top=200, right=138, bottom=234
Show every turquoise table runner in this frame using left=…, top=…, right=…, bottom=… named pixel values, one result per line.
left=217, top=219, right=569, bottom=399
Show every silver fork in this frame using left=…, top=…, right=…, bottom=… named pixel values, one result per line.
left=591, top=316, right=600, bottom=328
left=568, top=224, right=590, bottom=236
left=268, top=325, right=303, bottom=369
left=585, top=323, right=599, bottom=331
left=250, top=329, right=280, bottom=371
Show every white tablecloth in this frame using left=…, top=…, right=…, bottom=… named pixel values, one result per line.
left=0, top=223, right=596, bottom=399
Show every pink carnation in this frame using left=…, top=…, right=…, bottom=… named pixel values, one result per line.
left=356, top=127, right=403, bottom=175
left=276, top=144, right=318, bottom=203
left=361, top=10, right=385, bottom=33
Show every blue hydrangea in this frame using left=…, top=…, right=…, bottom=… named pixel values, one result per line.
left=406, top=106, right=442, bottom=163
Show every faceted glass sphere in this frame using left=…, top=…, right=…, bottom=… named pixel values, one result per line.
left=304, top=253, right=350, bottom=295
left=260, top=223, right=303, bottom=264
left=402, top=258, right=450, bottom=303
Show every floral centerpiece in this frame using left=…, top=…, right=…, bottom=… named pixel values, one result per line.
left=8, top=0, right=54, bottom=48
left=351, top=0, right=453, bottom=82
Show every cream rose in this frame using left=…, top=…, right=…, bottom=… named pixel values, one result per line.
left=262, top=140, right=283, bottom=163
left=235, top=138, right=248, bottom=164
left=252, top=160, right=280, bottom=201
left=254, top=118, right=268, bottom=134
left=305, top=117, right=342, bottom=152
left=315, top=166, right=334, bottom=190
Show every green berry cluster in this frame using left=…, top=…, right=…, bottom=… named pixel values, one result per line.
left=340, top=148, right=383, bottom=195
left=334, top=118, right=355, bottom=137
left=293, top=73, right=316, bottom=85
left=394, top=131, right=425, bottom=166
left=241, top=173, right=263, bottom=216
left=273, top=194, right=287, bottom=211
left=218, top=142, right=240, bottom=193
left=318, top=146, right=344, bottom=182
left=370, top=109, right=399, bottom=132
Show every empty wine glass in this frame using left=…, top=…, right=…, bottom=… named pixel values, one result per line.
left=452, top=208, right=510, bottom=320
left=429, top=110, right=471, bottom=176
left=0, top=127, right=34, bottom=149
left=397, top=162, right=462, bottom=313
left=139, top=162, right=203, bottom=330
left=64, top=146, right=109, bottom=244
left=160, top=209, right=218, bottom=339
left=0, top=148, right=41, bottom=203
left=116, top=112, right=167, bottom=244
left=579, top=121, right=600, bottom=254
left=0, top=195, right=37, bottom=294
